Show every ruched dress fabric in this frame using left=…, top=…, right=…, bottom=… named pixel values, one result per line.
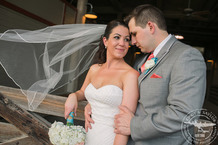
left=84, top=83, right=123, bottom=145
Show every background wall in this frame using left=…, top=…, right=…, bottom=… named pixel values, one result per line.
left=0, top=5, right=47, bottom=32
left=0, top=0, right=77, bottom=32
left=5, top=0, right=64, bottom=24
left=0, top=0, right=79, bottom=96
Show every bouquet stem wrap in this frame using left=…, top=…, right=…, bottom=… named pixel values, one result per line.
left=67, top=112, right=74, bottom=126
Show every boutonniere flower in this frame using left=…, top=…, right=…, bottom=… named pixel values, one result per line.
left=144, top=57, right=158, bottom=74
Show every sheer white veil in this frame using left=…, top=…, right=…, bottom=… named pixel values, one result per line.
left=0, top=24, right=106, bottom=111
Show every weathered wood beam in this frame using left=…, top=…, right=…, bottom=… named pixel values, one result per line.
left=0, top=93, right=50, bottom=144
left=0, top=136, right=39, bottom=145
left=0, top=85, right=86, bottom=120
left=0, top=122, right=25, bottom=142
left=0, top=123, right=38, bottom=145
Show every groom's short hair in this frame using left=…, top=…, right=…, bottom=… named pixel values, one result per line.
left=124, top=4, right=167, bottom=31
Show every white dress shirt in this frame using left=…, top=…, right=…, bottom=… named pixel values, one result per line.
left=153, top=34, right=172, bottom=57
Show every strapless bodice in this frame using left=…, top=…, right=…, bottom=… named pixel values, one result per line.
left=84, top=83, right=123, bottom=126
left=84, top=83, right=123, bottom=145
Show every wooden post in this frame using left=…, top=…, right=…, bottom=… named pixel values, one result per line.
left=0, top=93, right=51, bottom=145
left=76, top=0, right=88, bottom=23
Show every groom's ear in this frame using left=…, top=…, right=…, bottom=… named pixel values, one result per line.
left=147, top=21, right=155, bottom=34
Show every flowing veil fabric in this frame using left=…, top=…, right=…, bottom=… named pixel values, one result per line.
left=0, top=24, right=106, bottom=111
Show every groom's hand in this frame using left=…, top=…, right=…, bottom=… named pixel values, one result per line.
left=84, top=103, right=94, bottom=132
left=114, top=105, right=134, bottom=136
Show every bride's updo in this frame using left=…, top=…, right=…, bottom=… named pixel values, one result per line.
left=94, top=20, right=129, bottom=64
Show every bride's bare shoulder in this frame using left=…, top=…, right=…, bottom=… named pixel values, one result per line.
left=89, top=64, right=102, bottom=73
left=120, top=65, right=139, bottom=83
left=124, top=64, right=139, bottom=77
left=127, top=68, right=139, bottom=78
left=121, top=66, right=139, bottom=87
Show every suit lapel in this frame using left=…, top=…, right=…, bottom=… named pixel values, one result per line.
left=138, top=36, right=177, bottom=84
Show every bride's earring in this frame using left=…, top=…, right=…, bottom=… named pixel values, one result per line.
left=105, top=46, right=107, bottom=49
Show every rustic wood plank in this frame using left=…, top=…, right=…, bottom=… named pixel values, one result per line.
left=0, top=85, right=86, bottom=120
left=0, top=136, right=40, bottom=145
left=0, top=122, right=25, bottom=142
left=31, top=112, right=51, bottom=127
left=0, top=93, right=50, bottom=144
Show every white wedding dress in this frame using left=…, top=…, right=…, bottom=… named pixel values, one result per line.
left=84, top=83, right=123, bottom=145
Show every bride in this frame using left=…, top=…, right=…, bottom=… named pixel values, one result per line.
left=64, top=20, right=139, bottom=145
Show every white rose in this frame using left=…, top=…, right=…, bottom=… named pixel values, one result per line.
left=144, top=59, right=155, bottom=70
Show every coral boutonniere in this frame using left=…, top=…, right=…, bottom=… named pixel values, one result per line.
left=144, top=57, right=158, bottom=74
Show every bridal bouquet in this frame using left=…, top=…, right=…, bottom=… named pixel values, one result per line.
left=48, top=112, right=86, bottom=145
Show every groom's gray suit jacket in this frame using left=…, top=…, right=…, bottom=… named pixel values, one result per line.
left=128, top=36, right=206, bottom=145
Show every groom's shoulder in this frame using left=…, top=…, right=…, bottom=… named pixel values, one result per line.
left=171, top=40, right=203, bottom=57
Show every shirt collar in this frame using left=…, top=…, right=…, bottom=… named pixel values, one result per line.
left=153, top=34, right=172, bottom=57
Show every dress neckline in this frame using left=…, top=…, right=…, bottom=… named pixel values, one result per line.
left=88, top=83, right=123, bottom=92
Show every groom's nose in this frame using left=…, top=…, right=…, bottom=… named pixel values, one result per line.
left=131, top=37, right=136, bottom=45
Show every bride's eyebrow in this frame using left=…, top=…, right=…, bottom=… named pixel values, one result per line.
left=114, top=33, right=121, bottom=36
left=114, top=33, right=130, bottom=37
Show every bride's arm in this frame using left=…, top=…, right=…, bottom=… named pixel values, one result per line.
left=64, top=64, right=96, bottom=119
left=113, top=69, right=139, bottom=145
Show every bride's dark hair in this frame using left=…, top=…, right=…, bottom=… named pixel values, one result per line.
left=94, top=20, right=129, bottom=64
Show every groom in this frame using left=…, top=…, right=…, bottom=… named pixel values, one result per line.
left=113, top=4, right=206, bottom=145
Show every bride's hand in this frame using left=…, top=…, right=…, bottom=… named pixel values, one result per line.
left=84, top=103, right=94, bottom=132
left=64, top=93, right=78, bottom=119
